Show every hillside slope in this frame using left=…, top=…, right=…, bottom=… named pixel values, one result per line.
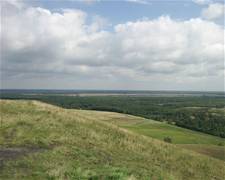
left=0, top=100, right=224, bottom=179
left=52, top=105, right=224, bottom=160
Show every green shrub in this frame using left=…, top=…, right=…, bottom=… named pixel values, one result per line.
left=164, top=137, right=172, bottom=143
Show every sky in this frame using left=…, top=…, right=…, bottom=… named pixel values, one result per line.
left=0, top=0, right=224, bottom=91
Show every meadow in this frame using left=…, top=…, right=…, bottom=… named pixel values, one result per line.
left=80, top=108, right=225, bottom=160
left=0, top=100, right=224, bottom=179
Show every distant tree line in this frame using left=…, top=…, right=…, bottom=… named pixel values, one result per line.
left=1, top=93, right=225, bottom=138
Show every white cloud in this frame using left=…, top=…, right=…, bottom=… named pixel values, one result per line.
left=126, top=0, right=151, bottom=5
left=2, top=0, right=26, bottom=8
left=192, top=0, right=212, bottom=5
left=1, top=1, right=224, bottom=90
left=78, top=0, right=152, bottom=5
left=201, top=3, right=225, bottom=20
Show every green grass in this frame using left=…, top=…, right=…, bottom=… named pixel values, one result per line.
left=123, top=121, right=224, bottom=145
left=0, top=100, right=225, bottom=180
left=178, top=144, right=225, bottom=161
left=80, top=109, right=224, bottom=145
left=95, top=111, right=224, bottom=160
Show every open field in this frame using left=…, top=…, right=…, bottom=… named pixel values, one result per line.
left=86, top=110, right=224, bottom=144
left=122, top=122, right=224, bottom=145
left=91, top=110, right=225, bottom=160
left=0, top=100, right=224, bottom=179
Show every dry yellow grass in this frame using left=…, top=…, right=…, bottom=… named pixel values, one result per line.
left=0, top=100, right=224, bottom=179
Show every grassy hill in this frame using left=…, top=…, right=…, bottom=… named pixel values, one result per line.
left=96, top=113, right=224, bottom=160
left=67, top=107, right=224, bottom=160
left=0, top=100, right=224, bottom=179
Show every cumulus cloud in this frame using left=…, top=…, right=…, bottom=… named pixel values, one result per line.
left=114, top=16, right=223, bottom=77
left=201, top=3, right=225, bottom=20
left=1, top=0, right=224, bottom=90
